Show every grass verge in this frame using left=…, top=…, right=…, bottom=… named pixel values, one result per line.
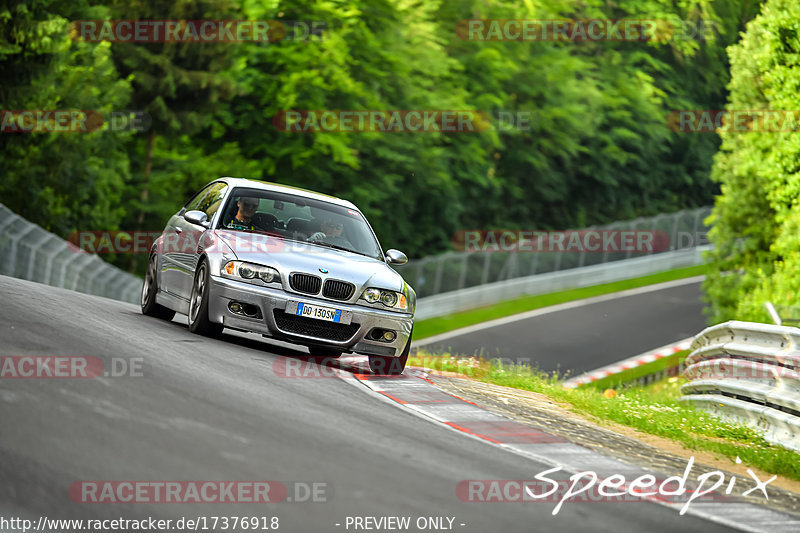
left=414, top=264, right=706, bottom=339
left=408, top=352, right=800, bottom=481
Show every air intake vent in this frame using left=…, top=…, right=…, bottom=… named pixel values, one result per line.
left=290, top=273, right=322, bottom=295
left=323, top=279, right=355, bottom=301
left=273, top=310, right=359, bottom=342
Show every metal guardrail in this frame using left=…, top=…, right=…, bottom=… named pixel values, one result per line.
left=396, top=207, right=711, bottom=298
left=0, top=203, right=141, bottom=304
left=680, top=320, right=800, bottom=452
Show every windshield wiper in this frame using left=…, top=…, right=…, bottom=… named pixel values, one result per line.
left=307, top=241, right=377, bottom=259
left=308, top=241, right=354, bottom=253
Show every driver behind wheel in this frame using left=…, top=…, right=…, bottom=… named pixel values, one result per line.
left=226, top=196, right=260, bottom=230
left=308, top=217, right=352, bottom=248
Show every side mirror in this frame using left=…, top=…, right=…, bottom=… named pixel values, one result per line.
left=184, top=210, right=210, bottom=228
left=385, top=249, right=408, bottom=265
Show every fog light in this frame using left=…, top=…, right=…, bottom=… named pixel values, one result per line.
left=241, top=304, right=259, bottom=317
left=383, top=331, right=396, bottom=342
left=229, top=302, right=243, bottom=313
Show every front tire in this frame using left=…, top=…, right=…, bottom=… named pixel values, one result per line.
left=141, top=254, right=176, bottom=320
left=369, top=327, right=411, bottom=375
left=188, top=258, right=223, bottom=337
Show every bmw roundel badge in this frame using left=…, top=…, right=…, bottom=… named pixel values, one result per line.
left=319, top=267, right=329, bottom=274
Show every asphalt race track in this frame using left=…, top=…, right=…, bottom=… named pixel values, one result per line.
left=0, top=275, right=741, bottom=532
left=417, top=278, right=706, bottom=376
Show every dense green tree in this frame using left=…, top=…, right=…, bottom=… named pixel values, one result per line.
left=0, top=0, right=132, bottom=233
left=704, top=0, right=800, bottom=323
left=439, top=0, right=761, bottom=233
left=219, top=0, right=490, bottom=256
left=0, top=0, right=768, bottom=279
left=96, top=0, right=251, bottom=270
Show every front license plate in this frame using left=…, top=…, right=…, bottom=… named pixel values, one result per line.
left=291, top=302, right=347, bottom=323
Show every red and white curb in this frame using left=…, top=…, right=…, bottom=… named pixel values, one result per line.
left=332, top=363, right=799, bottom=532
left=562, top=338, right=693, bottom=389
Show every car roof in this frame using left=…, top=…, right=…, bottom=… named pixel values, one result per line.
left=215, top=177, right=359, bottom=210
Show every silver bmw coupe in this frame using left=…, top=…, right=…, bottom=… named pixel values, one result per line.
left=141, top=178, right=415, bottom=374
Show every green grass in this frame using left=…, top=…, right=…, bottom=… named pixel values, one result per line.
left=409, top=352, right=800, bottom=481
left=414, top=264, right=707, bottom=339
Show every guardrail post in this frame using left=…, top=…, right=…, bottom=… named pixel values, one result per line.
left=57, top=250, right=85, bottom=288
left=457, top=253, right=468, bottom=290
left=7, top=225, right=38, bottom=278
left=41, top=240, right=66, bottom=285
left=432, top=256, right=445, bottom=295
left=529, top=251, right=539, bottom=275
left=765, top=302, right=782, bottom=326
left=669, top=211, right=681, bottom=251
left=69, top=254, right=98, bottom=291
left=26, top=231, right=55, bottom=281
left=415, top=260, right=425, bottom=293
left=480, top=252, right=492, bottom=284
left=692, top=209, right=704, bottom=245
left=578, top=227, right=592, bottom=267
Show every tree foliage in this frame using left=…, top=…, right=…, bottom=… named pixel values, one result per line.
left=0, top=0, right=132, bottom=232
left=0, top=0, right=763, bottom=276
left=704, top=0, right=800, bottom=323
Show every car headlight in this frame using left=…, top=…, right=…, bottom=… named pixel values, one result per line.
left=360, top=288, right=407, bottom=311
left=381, top=292, right=397, bottom=306
left=222, top=261, right=279, bottom=284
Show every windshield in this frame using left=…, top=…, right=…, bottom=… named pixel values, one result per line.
left=216, top=187, right=384, bottom=260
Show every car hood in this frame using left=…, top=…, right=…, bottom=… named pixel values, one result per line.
left=214, top=230, right=405, bottom=293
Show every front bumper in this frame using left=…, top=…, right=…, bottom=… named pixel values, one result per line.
left=207, top=275, right=413, bottom=357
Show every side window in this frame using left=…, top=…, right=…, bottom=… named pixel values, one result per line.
left=197, top=183, right=228, bottom=218
left=185, top=182, right=228, bottom=219
left=184, top=183, right=216, bottom=212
